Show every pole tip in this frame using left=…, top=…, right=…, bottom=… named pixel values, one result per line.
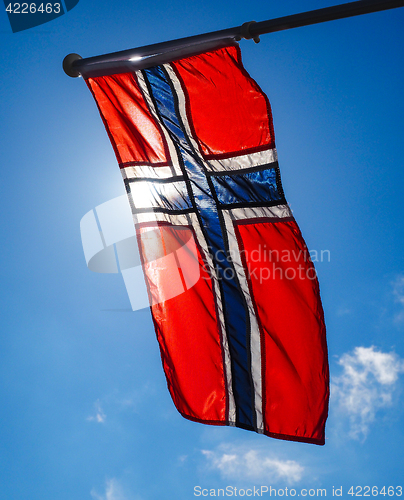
left=63, top=53, right=82, bottom=78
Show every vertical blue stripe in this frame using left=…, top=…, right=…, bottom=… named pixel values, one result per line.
left=144, top=66, right=255, bottom=429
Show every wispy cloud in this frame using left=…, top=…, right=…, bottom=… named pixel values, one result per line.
left=202, top=444, right=304, bottom=484
left=87, top=399, right=106, bottom=423
left=392, top=275, right=404, bottom=324
left=332, top=346, right=404, bottom=440
left=336, top=306, right=351, bottom=317
left=90, top=478, right=129, bottom=500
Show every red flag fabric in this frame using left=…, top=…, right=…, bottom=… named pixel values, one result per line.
left=86, top=44, right=329, bottom=444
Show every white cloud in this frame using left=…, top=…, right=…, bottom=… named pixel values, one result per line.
left=392, top=275, right=404, bottom=323
left=90, top=478, right=128, bottom=500
left=87, top=399, right=106, bottom=423
left=332, top=346, right=404, bottom=440
left=336, top=307, right=351, bottom=317
left=202, top=444, right=304, bottom=484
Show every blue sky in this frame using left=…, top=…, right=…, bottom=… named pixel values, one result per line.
left=1, top=1, right=404, bottom=499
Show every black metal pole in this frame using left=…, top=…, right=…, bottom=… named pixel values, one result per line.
left=63, top=0, right=404, bottom=78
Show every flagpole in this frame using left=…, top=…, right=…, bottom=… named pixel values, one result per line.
left=63, top=0, right=404, bottom=78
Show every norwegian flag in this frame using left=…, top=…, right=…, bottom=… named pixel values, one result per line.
left=86, top=44, right=329, bottom=445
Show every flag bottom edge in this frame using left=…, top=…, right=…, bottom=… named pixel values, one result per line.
left=179, top=411, right=325, bottom=445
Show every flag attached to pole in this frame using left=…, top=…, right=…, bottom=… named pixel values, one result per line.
left=86, top=44, right=329, bottom=444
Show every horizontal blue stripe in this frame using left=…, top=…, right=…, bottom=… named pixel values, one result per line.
left=132, top=180, right=192, bottom=211
left=211, top=168, right=282, bottom=206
